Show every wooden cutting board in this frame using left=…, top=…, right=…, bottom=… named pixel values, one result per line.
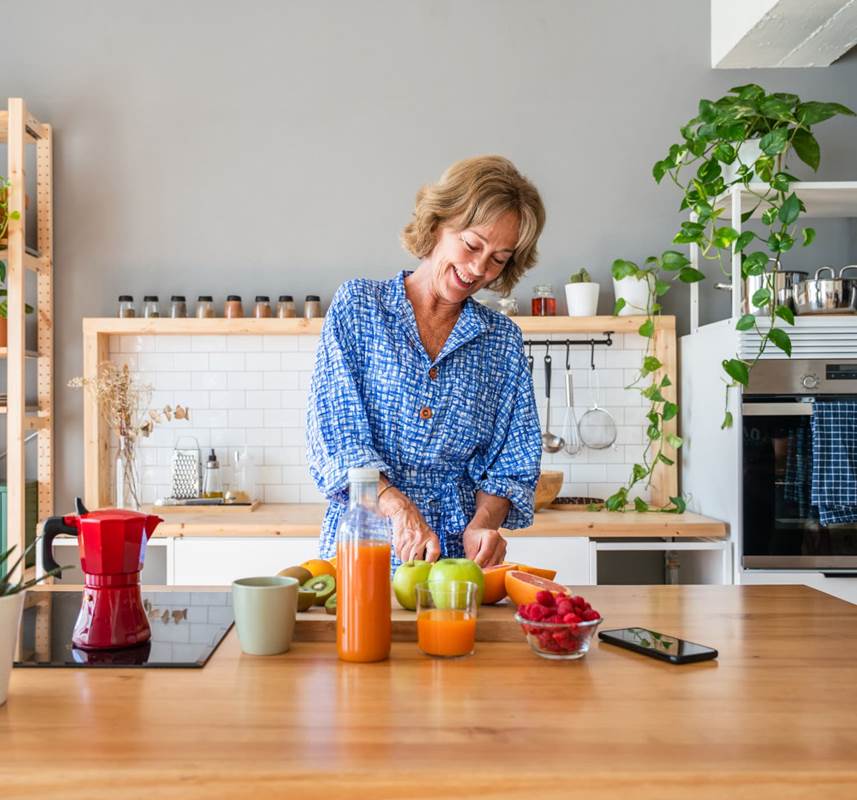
left=293, top=601, right=523, bottom=643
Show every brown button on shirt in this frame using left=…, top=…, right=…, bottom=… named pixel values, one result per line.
left=428, top=367, right=438, bottom=380
left=419, top=406, right=433, bottom=420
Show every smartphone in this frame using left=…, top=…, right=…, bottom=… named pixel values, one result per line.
left=598, top=627, right=717, bottom=664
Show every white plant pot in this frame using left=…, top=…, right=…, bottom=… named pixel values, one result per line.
left=613, top=275, right=653, bottom=316
left=0, top=593, right=25, bottom=706
left=565, top=282, right=600, bottom=316
left=722, top=139, right=762, bottom=184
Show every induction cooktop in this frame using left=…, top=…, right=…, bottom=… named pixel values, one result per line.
left=14, top=589, right=233, bottom=668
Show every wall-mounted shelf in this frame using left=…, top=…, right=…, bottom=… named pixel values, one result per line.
left=713, top=181, right=857, bottom=219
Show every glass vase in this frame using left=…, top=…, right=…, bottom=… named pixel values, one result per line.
left=115, top=435, right=142, bottom=510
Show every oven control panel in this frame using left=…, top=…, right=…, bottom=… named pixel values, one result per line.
left=746, top=359, right=857, bottom=395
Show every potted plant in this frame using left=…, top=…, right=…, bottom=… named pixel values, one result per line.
left=565, top=268, right=600, bottom=316
left=612, top=268, right=654, bottom=317
left=0, top=539, right=62, bottom=705
left=0, top=176, right=26, bottom=347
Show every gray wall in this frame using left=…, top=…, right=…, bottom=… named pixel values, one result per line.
left=1, top=0, right=856, bottom=506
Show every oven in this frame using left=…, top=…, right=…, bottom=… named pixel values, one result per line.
left=742, top=359, right=857, bottom=571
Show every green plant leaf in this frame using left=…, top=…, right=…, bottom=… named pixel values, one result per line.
left=632, top=463, right=648, bottom=483
left=711, top=226, right=739, bottom=248
left=697, top=159, right=722, bottom=183
left=606, top=489, right=627, bottom=512
left=770, top=172, right=798, bottom=193
left=722, top=358, right=750, bottom=385
left=698, top=99, right=716, bottom=123
left=741, top=204, right=761, bottom=223
left=734, top=231, right=756, bottom=253
left=735, top=314, right=756, bottom=331
left=768, top=327, right=792, bottom=357
left=613, top=297, right=626, bottom=315
left=779, top=192, right=801, bottom=225
left=802, top=227, right=816, bottom=247
left=634, top=497, right=650, bottom=513
left=721, top=411, right=734, bottom=429
left=761, top=206, right=778, bottom=226
left=658, top=453, right=675, bottom=466
left=668, top=495, right=687, bottom=513
left=666, top=434, right=683, bottom=449
left=759, top=128, right=789, bottom=156
left=792, top=128, right=820, bottom=171
left=647, top=423, right=661, bottom=440
left=662, top=401, right=678, bottom=421
left=643, top=356, right=662, bottom=373
left=660, top=250, right=690, bottom=271
left=638, top=319, right=655, bottom=338
left=678, top=267, right=705, bottom=283
left=752, top=286, right=772, bottom=307
left=730, top=84, right=764, bottom=101
left=660, top=375, right=672, bottom=388
left=796, top=101, right=856, bottom=125
left=654, top=278, right=671, bottom=297
left=652, top=159, right=668, bottom=183
left=774, top=305, right=795, bottom=325
left=612, top=259, right=638, bottom=280
left=713, top=143, right=736, bottom=163
left=759, top=96, right=795, bottom=121
left=742, top=251, right=769, bottom=276
left=768, top=231, right=794, bottom=253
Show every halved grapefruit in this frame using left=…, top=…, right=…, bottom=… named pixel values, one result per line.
left=482, top=563, right=515, bottom=604
left=505, top=570, right=568, bottom=607
left=504, top=562, right=558, bottom=581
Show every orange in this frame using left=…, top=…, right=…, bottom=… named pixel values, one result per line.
left=301, top=558, right=336, bottom=578
left=481, top=563, right=515, bottom=605
left=503, top=562, right=558, bottom=581
left=504, top=570, right=567, bottom=607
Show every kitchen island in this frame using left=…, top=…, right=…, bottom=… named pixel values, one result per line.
left=2, top=584, right=854, bottom=799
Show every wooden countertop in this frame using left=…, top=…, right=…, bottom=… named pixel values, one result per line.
left=148, top=503, right=727, bottom=539
left=3, top=585, right=854, bottom=799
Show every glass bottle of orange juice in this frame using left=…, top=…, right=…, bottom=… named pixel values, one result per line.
left=336, top=468, right=392, bottom=662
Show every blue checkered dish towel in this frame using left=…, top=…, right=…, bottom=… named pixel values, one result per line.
left=810, top=400, right=857, bottom=525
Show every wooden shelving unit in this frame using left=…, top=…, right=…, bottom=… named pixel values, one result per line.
left=1, top=98, right=53, bottom=581
left=83, top=313, right=676, bottom=509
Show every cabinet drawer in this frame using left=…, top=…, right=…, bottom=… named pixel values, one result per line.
left=505, top=537, right=592, bottom=586
left=173, top=538, right=319, bottom=585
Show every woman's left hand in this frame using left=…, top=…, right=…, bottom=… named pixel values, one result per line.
left=462, top=527, right=507, bottom=568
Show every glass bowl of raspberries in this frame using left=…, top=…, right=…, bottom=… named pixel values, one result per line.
left=515, top=590, right=602, bottom=660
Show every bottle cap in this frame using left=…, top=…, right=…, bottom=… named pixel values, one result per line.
left=227, top=295, right=242, bottom=302
left=197, top=295, right=213, bottom=302
left=305, top=295, right=321, bottom=302
left=171, top=295, right=186, bottom=302
left=143, top=295, right=159, bottom=302
left=348, top=467, right=379, bottom=482
left=207, top=448, right=218, bottom=465
left=278, top=295, right=294, bottom=302
left=255, top=295, right=270, bottom=302
left=118, top=295, right=133, bottom=302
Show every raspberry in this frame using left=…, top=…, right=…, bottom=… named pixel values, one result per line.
left=563, top=613, right=581, bottom=624
left=529, top=604, right=546, bottom=621
left=556, top=601, right=573, bottom=617
left=581, top=609, right=601, bottom=621
left=545, top=613, right=563, bottom=623
left=517, top=603, right=529, bottom=619
left=536, top=590, right=556, bottom=607
left=570, top=595, right=586, bottom=607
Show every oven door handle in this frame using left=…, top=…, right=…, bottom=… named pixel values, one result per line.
left=822, top=572, right=857, bottom=578
left=742, top=402, right=814, bottom=416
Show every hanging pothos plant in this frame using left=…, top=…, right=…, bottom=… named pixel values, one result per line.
left=605, top=83, right=854, bottom=514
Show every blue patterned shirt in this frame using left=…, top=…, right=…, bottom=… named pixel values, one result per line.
left=307, top=270, right=542, bottom=566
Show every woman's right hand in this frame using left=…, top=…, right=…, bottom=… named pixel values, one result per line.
left=379, top=488, right=442, bottom=563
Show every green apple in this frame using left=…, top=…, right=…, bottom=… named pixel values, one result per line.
left=393, top=560, right=433, bottom=610
left=428, top=558, right=485, bottom=606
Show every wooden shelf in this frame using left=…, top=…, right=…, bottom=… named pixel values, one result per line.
left=714, top=181, right=857, bottom=219
left=82, top=314, right=671, bottom=337
left=0, top=110, right=46, bottom=144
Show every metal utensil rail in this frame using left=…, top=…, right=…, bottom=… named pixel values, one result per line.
left=523, top=335, right=614, bottom=370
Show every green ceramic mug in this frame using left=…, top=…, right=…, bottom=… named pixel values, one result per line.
left=231, top=576, right=298, bottom=655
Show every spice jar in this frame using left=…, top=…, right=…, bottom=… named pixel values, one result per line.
left=170, top=295, right=188, bottom=318
left=142, top=296, right=160, bottom=318
left=304, top=294, right=322, bottom=319
left=224, top=295, right=244, bottom=318
left=196, top=295, right=215, bottom=318
left=276, top=295, right=296, bottom=318
left=253, top=295, right=272, bottom=318
left=531, top=285, right=557, bottom=316
left=117, top=295, right=136, bottom=318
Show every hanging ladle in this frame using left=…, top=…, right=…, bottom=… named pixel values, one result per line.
left=541, top=344, right=565, bottom=453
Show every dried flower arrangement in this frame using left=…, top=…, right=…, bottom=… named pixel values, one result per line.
left=69, top=362, right=189, bottom=509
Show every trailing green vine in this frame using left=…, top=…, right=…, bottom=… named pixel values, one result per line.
left=605, top=84, right=854, bottom=513
left=0, top=175, right=26, bottom=319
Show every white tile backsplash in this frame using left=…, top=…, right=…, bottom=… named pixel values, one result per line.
left=110, top=332, right=655, bottom=505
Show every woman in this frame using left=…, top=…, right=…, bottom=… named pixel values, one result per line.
left=307, top=155, right=545, bottom=569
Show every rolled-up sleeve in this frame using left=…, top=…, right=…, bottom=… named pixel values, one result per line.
left=468, top=335, right=542, bottom=529
left=306, top=285, right=391, bottom=503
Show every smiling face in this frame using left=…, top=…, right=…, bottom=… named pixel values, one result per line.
left=425, top=211, right=519, bottom=305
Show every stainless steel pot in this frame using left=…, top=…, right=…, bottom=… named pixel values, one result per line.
left=716, top=270, right=808, bottom=315
left=793, top=266, right=857, bottom=315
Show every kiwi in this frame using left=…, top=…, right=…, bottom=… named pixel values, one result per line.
left=279, top=565, right=312, bottom=585
left=297, top=589, right=316, bottom=613
left=324, top=593, right=337, bottom=615
left=302, top=574, right=335, bottom=606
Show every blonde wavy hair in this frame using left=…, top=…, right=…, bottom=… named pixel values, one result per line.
left=401, top=155, right=546, bottom=295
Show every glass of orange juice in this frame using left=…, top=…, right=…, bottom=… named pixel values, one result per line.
left=415, top=581, right=478, bottom=658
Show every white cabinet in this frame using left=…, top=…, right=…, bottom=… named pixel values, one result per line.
left=740, top=570, right=857, bottom=606
left=173, top=537, right=319, bottom=585
left=505, top=537, right=593, bottom=586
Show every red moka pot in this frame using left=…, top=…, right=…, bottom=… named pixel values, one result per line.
left=42, top=499, right=163, bottom=650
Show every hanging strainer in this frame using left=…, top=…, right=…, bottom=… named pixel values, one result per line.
left=578, top=353, right=617, bottom=450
